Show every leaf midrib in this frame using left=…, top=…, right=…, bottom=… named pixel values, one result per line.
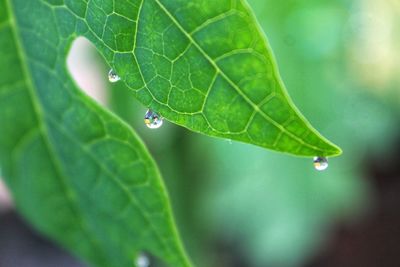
left=153, top=0, right=328, bottom=153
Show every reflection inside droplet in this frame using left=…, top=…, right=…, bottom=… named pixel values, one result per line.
left=108, top=69, right=120, bottom=83
left=313, top=156, right=329, bottom=171
left=144, top=109, right=163, bottom=129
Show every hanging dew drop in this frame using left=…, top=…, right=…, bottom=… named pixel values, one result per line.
left=135, top=253, right=150, bottom=267
left=144, top=109, right=163, bottom=129
left=313, top=156, right=328, bottom=171
left=108, top=69, right=120, bottom=83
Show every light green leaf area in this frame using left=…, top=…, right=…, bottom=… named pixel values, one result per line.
left=0, top=0, right=190, bottom=267
left=77, top=0, right=339, bottom=156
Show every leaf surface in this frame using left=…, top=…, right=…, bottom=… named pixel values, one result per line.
left=0, top=0, right=191, bottom=266
left=79, top=0, right=340, bottom=156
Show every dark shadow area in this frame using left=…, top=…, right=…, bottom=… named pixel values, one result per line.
left=211, top=237, right=250, bottom=267
left=0, top=212, right=85, bottom=267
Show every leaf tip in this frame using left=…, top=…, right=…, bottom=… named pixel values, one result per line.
left=322, top=141, right=343, bottom=158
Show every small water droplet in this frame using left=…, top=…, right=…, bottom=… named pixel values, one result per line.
left=144, top=109, right=163, bottom=129
left=313, top=156, right=328, bottom=171
left=108, top=69, right=120, bottom=83
left=136, top=253, right=150, bottom=267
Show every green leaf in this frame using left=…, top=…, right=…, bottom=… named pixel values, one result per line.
left=0, top=0, right=191, bottom=266
left=81, top=0, right=340, bottom=157
left=2, top=0, right=340, bottom=158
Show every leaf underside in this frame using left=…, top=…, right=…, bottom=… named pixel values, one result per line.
left=0, top=0, right=341, bottom=267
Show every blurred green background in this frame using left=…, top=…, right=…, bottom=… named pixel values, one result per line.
left=1, top=0, right=399, bottom=266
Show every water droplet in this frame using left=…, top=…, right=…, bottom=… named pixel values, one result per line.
left=313, top=156, right=328, bottom=171
left=108, top=69, right=120, bottom=83
left=144, top=109, right=163, bottom=129
left=136, top=253, right=150, bottom=267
